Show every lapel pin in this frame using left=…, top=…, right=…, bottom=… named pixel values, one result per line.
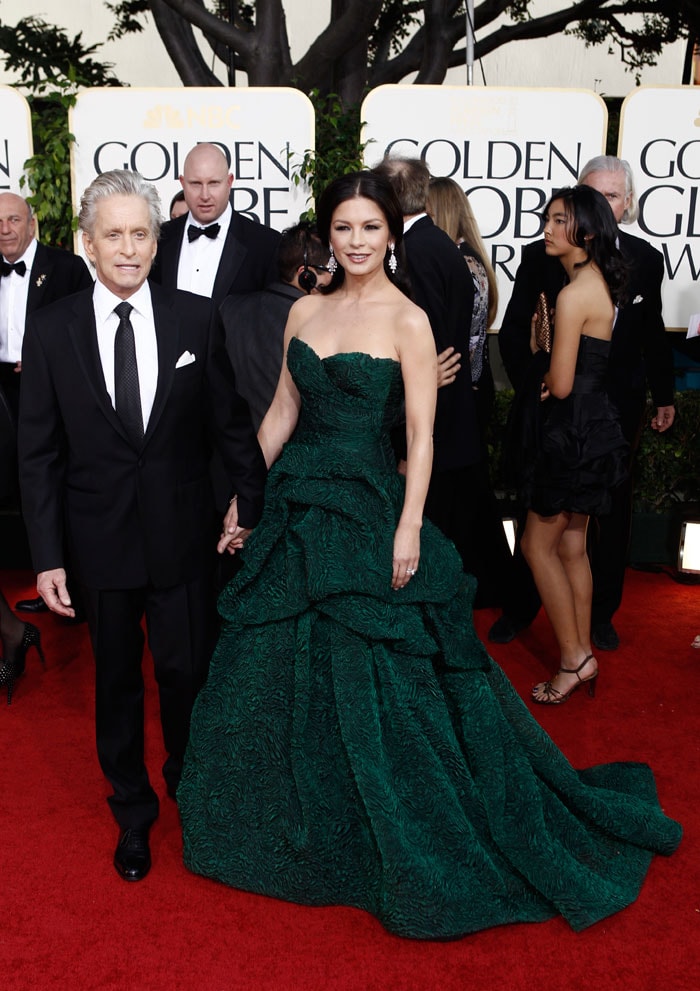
left=35, top=273, right=47, bottom=287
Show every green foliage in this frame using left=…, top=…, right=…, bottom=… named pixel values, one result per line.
left=369, top=1, right=422, bottom=62
left=291, top=91, right=369, bottom=218
left=0, top=15, right=118, bottom=91
left=20, top=86, right=80, bottom=249
left=633, top=391, right=700, bottom=512
left=0, top=15, right=122, bottom=248
left=105, top=2, right=150, bottom=41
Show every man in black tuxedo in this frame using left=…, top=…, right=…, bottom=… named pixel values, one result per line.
left=492, top=155, right=676, bottom=651
left=373, top=157, right=512, bottom=598
left=0, top=192, right=93, bottom=610
left=18, top=170, right=266, bottom=881
left=222, top=222, right=332, bottom=430
left=149, top=142, right=280, bottom=307
left=0, top=193, right=92, bottom=471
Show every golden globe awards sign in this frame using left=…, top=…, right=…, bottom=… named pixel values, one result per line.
left=619, top=87, right=700, bottom=331
left=70, top=87, right=314, bottom=235
left=361, top=85, right=607, bottom=327
left=0, top=85, right=34, bottom=193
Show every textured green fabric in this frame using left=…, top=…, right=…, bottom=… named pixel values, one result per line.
left=179, top=338, right=681, bottom=939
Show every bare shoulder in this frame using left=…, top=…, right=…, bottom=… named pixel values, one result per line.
left=395, top=294, right=435, bottom=357
left=289, top=293, right=324, bottom=317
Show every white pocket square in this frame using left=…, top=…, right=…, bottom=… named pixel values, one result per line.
left=632, top=295, right=643, bottom=304
left=175, top=350, right=196, bottom=368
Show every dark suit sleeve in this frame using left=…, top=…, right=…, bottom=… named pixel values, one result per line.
left=497, top=242, right=549, bottom=390
left=18, top=316, right=67, bottom=573
left=203, top=309, right=267, bottom=529
left=636, top=242, right=675, bottom=408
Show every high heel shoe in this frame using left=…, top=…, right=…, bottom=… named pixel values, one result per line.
left=0, top=623, right=46, bottom=704
left=531, top=653, right=597, bottom=706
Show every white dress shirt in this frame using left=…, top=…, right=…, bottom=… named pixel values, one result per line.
left=92, top=280, right=159, bottom=431
left=176, top=203, right=232, bottom=297
left=0, top=238, right=38, bottom=362
left=403, top=213, right=428, bottom=235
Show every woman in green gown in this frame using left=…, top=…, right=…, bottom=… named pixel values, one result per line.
left=178, top=171, right=681, bottom=940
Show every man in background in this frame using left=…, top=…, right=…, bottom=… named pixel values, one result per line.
left=221, top=221, right=332, bottom=430
left=373, top=157, right=514, bottom=605
left=150, top=142, right=280, bottom=308
left=0, top=191, right=93, bottom=612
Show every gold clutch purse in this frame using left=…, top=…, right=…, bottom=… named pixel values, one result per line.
left=534, top=291, right=552, bottom=353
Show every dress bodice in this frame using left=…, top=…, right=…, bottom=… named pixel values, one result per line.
left=285, top=336, right=404, bottom=476
left=572, top=334, right=612, bottom=393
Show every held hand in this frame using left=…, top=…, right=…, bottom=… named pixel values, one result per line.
left=37, top=568, right=75, bottom=618
left=391, top=522, right=420, bottom=590
left=217, top=525, right=252, bottom=555
left=436, top=347, right=461, bottom=388
left=540, top=380, right=551, bottom=402
left=218, top=499, right=252, bottom=555
left=13, top=360, right=21, bottom=373
left=651, top=405, right=675, bottom=433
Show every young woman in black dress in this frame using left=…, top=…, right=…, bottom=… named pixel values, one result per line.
left=520, top=186, right=629, bottom=704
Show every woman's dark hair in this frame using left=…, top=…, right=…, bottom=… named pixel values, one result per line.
left=315, top=170, right=411, bottom=296
left=545, top=185, right=629, bottom=305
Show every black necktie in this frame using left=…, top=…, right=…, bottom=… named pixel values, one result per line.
left=114, top=301, right=143, bottom=445
left=1, top=260, right=26, bottom=277
left=187, top=223, right=221, bottom=242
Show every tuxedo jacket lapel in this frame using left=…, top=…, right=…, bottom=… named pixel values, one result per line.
left=211, top=219, right=247, bottom=304
left=26, top=244, right=54, bottom=315
left=65, top=293, right=132, bottom=443
left=145, top=288, right=179, bottom=444
left=161, top=216, right=186, bottom=288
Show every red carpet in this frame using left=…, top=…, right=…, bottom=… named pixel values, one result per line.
left=1, top=567, right=698, bottom=991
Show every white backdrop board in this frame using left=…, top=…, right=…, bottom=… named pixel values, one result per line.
left=69, top=87, right=315, bottom=244
left=361, top=85, right=607, bottom=328
left=0, top=85, right=34, bottom=194
left=619, top=87, right=700, bottom=331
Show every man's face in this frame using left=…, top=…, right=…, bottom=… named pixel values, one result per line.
left=180, top=147, right=233, bottom=226
left=0, top=193, right=36, bottom=263
left=82, top=194, right=157, bottom=300
left=580, top=170, right=630, bottom=224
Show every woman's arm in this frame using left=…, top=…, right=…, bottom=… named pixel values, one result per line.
left=256, top=312, right=303, bottom=468
left=392, top=310, right=437, bottom=589
left=543, top=288, right=584, bottom=399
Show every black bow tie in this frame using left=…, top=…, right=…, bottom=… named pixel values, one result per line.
left=1, top=260, right=26, bottom=277
left=187, top=223, right=221, bottom=242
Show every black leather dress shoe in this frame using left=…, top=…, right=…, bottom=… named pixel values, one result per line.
left=592, top=622, right=620, bottom=651
left=488, top=615, right=528, bottom=644
left=114, top=828, right=151, bottom=881
left=15, top=596, right=48, bottom=613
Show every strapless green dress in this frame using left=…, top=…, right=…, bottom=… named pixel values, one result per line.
left=179, top=337, right=680, bottom=939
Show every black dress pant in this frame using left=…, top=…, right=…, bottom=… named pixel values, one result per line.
left=82, top=576, right=217, bottom=830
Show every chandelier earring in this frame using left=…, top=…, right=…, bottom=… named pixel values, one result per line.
left=388, top=243, right=397, bottom=275
left=327, top=244, right=338, bottom=275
